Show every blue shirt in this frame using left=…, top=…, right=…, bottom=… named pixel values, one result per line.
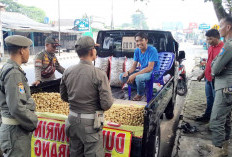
left=134, top=46, right=160, bottom=71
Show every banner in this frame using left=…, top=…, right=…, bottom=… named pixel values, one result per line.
left=31, top=117, right=69, bottom=157
left=189, top=22, right=198, bottom=29
left=73, top=18, right=90, bottom=31
left=199, top=24, right=210, bottom=30
left=31, top=114, right=132, bottom=157
left=103, top=127, right=132, bottom=157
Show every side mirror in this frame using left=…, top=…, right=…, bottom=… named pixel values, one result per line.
left=178, top=50, right=185, bottom=61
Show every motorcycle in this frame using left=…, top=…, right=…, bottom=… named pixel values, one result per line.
left=177, top=51, right=187, bottom=96
left=200, top=58, right=207, bottom=70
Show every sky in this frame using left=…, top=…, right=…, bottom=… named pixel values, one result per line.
left=17, top=0, right=218, bottom=29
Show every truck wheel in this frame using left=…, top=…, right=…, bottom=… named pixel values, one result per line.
left=177, top=80, right=187, bottom=96
left=165, top=108, right=174, bottom=119
left=153, top=125, right=161, bottom=157
left=165, top=96, right=175, bottom=120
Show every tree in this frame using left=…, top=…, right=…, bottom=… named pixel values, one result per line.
left=137, top=0, right=230, bottom=22
left=131, top=11, right=149, bottom=29
left=204, top=0, right=231, bottom=21
left=21, top=6, right=46, bottom=23
left=0, top=0, right=46, bottom=23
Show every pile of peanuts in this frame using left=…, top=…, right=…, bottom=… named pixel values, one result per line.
left=32, top=92, right=69, bottom=115
left=104, top=105, right=144, bottom=126
left=32, top=93, right=144, bottom=126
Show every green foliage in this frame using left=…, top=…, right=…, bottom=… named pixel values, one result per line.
left=0, top=0, right=21, bottom=12
left=21, top=6, right=46, bottom=23
left=131, top=11, right=149, bottom=29
left=0, top=0, right=46, bottom=23
left=203, top=0, right=231, bottom=20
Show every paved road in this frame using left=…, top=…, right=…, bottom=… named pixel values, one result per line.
left=159, top=42, right=208, bottom=157
left=22, top=56, right=80, bottom=85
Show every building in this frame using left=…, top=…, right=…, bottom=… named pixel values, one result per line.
left=53, top=16, right=106, bottom=41
left=1, top=11, right=82, bottom=56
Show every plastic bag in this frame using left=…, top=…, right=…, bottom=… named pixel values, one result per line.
left=125, top=58, right=134, bottom=72
left=95, top=57, right=109, bottom=74
left=153, top=83, right=163, bottom=94
left=163, top=74, right=171, bottom=84
left=110, top=57, right=126, bottom=87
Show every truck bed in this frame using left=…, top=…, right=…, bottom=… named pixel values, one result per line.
left=113, top=98, right=147, bottom=106
left=111, top=86, right=147, bottom=102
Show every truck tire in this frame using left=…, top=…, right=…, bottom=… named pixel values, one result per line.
left=153, top=125, right=161, bottom=157
left=165, top=94, right=175, bottom=120
left=165, top=107, right=174, bottom=119
left=177, top=79, right=187, bottom=96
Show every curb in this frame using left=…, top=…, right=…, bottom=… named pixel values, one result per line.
left=171, top=76, right=192, bottom=157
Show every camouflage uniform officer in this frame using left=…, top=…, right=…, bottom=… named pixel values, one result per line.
left=60, top=36, right=113, bottom=157
left=208, top=16, right=232, bottom=156
left=33, top=36, right=65, bottom=86
left=0, top=35, right=38, bottom=157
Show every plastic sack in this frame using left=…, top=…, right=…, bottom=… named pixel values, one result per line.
left=125, top=58, right=134, bottom=72
left=163, top=74, right=171, bottom=84
left=95, top=57, right=109, bottom=74
left=153, top=83, right=163, bottom=94
left=110, top=57, right=126, bottom=87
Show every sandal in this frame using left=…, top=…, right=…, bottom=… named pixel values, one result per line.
left=179, top=122, right=199, bottom=134
left=132, top=95, right=144, bottom=101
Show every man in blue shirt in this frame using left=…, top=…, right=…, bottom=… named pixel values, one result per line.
left=119, top=32, right=160, bottom=101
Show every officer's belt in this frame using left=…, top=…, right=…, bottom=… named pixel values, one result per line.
left=69, top=110, right=95, bottom=119
left=2, top=117, right=20, bottom=125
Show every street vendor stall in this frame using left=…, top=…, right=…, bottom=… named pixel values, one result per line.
left=30, top=30, right=180, bottom=157
left=30, top=80, right=144, bottom=157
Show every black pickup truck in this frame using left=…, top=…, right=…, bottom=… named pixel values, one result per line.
left=30, top=30, right=185, bottom=157
left=96, top=30, right=183, bottom=157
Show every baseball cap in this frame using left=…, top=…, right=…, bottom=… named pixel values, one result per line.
left=75, top=36, right=95, bottom=52
left=5, top=35, right=33, bottom=47
left=45, top=36, right=60, bottom=46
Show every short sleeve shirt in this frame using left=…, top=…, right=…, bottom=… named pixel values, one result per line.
left=133, top=46, right=160, bottom=71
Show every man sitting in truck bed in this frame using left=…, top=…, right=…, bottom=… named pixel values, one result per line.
left=119, top=32, right=160, bottom=101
